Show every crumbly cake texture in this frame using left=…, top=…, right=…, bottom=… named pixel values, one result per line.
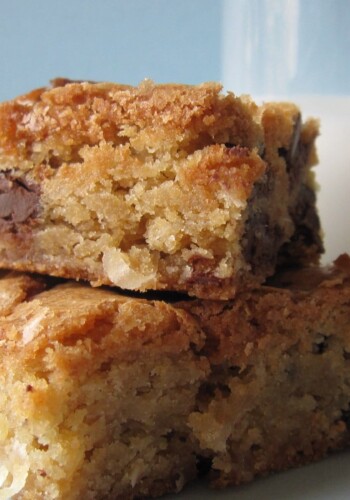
left=1, top=255, right=350, bottom=499
left=0, top=79, right=322, bottom=299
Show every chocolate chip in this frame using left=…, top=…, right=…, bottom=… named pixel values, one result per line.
left=278, top=146, right=288, bottom=159
left=229, top=365, right=241, bottom=376
left=196, top=455, right=213, bottom=478
left=243, top=208, right=284, bottom=274
left=312, top=334, right=328, bottom=354
left=341, top=407, right=350, bottom=431
left=312, top=339, right=328, bottom=354
left=277, top=184, right=323, bottom=265
left=0, top=172, right=39, bottom=225
left=278, top=113, right=302, bottom=173
left=297, top=187, right=322, bottom=248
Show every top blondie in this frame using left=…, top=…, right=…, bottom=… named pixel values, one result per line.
left=0, top=79, right=322, bottom=299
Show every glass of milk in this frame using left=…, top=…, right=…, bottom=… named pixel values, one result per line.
left=222, top=0, right=350, bottom=263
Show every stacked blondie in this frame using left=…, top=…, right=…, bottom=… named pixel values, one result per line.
left=0, top=79, right=349, bottom=499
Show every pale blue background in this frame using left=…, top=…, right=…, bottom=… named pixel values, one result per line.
left=222, top=0, right=350, bottom=96
left=0, top=2, right=350, bottom=500
left=0, top=0, right=350, bottom=101
left=0, top=0, right=222, bottom=100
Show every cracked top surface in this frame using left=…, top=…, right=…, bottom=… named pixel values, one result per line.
left=0, top=78, right=263, bottom=168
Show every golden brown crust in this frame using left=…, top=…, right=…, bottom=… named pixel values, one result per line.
left=0, top=271, right=46, bottom=316
left=0, top=79, right=262, bottom=164
left=1, top=258, right=350, bottom=498
left=0, top=279, right=204, bottom=364
left=0, top=80, right=322, bottom=298
left=180, top=258, right=350, bottom=485
left=0, top=272, right=208, bottom=499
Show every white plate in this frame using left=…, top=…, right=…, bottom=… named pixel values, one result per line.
left=169, top=451, right=350, bottom=499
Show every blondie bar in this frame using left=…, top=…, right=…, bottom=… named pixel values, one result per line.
left=0, top=79, right=322, bottom=298
left=1, top=255, right=350, bottom=499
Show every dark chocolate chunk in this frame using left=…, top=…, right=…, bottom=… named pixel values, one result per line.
left=341, top=407, right=350, bottom=431
left=278, top=113, right=302, bottom=172
left=242, top=171, right=284, bottom=275
left=0, top=172, right=39, bottom=224
left=312, top=335, right=328, bottom=354
left=278, top=184, right=324, bottom=265
left=196, top=455, right=213, bottom=478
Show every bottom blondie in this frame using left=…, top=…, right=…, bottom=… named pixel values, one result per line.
left=1, top=256, right=350, bottom=499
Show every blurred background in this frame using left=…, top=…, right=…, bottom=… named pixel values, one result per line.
left=0, top=0, right=349, bottom=258
left=223, top=0, right=350, bottom=97
left=0, top=1, right=350, bottom=498
left=0, top=0, right=222, bottom=99
left=1, top=0, right=349, bottom=98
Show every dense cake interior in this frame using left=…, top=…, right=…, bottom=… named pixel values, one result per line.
left=0, top=80, right=322, bottom=298
left=0, top=277, right=208, bottom=499
left=0, top=259, right=350, bottom=498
